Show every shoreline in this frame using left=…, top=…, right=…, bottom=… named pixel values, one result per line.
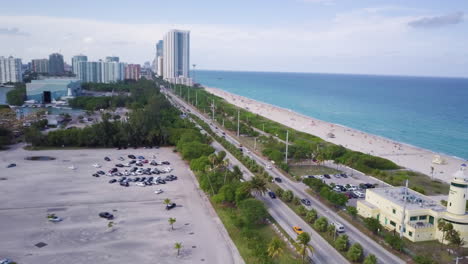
left=204, top=86, right=466, bottom=184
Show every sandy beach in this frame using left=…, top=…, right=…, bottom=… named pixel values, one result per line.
left=205, top=86, right=467, bottom=184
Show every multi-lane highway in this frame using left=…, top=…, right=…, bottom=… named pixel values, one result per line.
left=164, top=87, right=405, bottom=264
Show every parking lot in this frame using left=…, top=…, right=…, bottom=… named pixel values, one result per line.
left=0, top=146, right=237, bottom=264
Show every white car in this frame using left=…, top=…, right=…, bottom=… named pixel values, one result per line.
left=317, top=175, right=324, bottom=180
left=124, top=170, right=130, bottom=176
left=136, top=182, right=146, bottom=187
left=353, top=191, right=365, bottom=198
left=154, top=189, right=163, bottom=194
left=92, top=163, right=101, bottom=168
left=266, top=165, right=272, bottom=170
left=48, top=216, right=63, bottom=223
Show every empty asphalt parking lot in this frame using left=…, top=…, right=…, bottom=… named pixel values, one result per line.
left=0, top=146, right=241, bottom=264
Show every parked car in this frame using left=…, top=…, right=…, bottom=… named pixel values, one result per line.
left=154, top=189, right=163, bottom=194
left=138, top=156, right=145, bottom=159
left=97, top=170, right=105, bottom=175
left=92, top=173, right=100, bottom=177
left=115, top=164, right=124, bottom=168
left=301, top=199, right=311, bottom=206
left=354, top=191, right=365, bottom=198
left=0, top=258, right=13, bottom=264
left=136, top=182, right=146, bottom=187
left=120, top=182, right=129, bottom=187
left=323, top=174, right=331, bottom=179
left=274, top=177, right=283, bottom=183
left=316, top=175, right=324, bottom=180
left=104, top=157, right=111, bottom=161
left=293, top=226, right=304, bottom=235
left=99, top=212, right=114, bottom=220
left=128, top=155, right=136, bottom=159
left=109, top=179, right=117, bottom=183
left=268, top=191, right=276, bottom=199
left=340, top=173, right=348, bottom=178
left=166, top=203, right=176, bottom=210
left=7, top=163, right=16, bottom=168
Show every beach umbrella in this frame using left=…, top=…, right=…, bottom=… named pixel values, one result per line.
left=461, top=163, right=467, bottom=167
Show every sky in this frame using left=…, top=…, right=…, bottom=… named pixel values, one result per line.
left=1, top=0, right=467, bottom=77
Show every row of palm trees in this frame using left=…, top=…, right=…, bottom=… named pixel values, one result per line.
left=267, top=231, right=312, bottom=263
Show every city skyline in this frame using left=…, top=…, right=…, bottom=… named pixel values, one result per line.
left=0, top=0, right=467, bottom=77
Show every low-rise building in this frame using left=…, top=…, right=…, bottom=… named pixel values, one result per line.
left=26, top=78, right=81, bottom=104
left=357, top=165, right=468, bottom=245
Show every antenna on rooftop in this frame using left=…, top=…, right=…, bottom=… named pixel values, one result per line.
left=399, top=180, right=408, bottom=238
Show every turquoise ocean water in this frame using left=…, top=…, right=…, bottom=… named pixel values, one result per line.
left=194, top=70, right=468, bottom=160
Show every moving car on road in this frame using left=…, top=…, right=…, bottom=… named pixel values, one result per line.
left=99, top=212, right=114, bottom=220
left=293, top=226, right=304, bottom=235
left=166, top=203, right=176, bottom=210
left=268, top=191, right=276, bottom=199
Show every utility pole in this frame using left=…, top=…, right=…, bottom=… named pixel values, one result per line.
left=285, top=130, right=289, bottom=164
left=400, top=180, right=408, bottom=238
left=237, top=109, right=240, bottom=137
left=254, top=137, right=257, bottom=151
left=196, top=91, right=198, bottom=107
left=211, top=99, right=215, bottom=120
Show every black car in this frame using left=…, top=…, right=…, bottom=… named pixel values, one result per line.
left=150, top=161, right=158, bottom=166
left=157, top=179, right=166, bottom=184
left=129, top=160, right=136, bottom=164
left=128, top=155, right=136, bottom=159
left=109, top=179, right=117, bottom=183
left=301, top=199, right=311, bottom=206
left=7, top=163, right=16, bottom=168
left=99, top=212, right=114, bottom=219
left=165, top=175, right=173, bottom=181
left=92, top=173, right=100, bottom=177
left=274, top=177, right=283, bottom=183
left=110, top=168, right=118, bottom=173
left=130, top=167, right=138, bottom=172
left=120, top=181, right=129, bottom=187
left=268, top=191, right=276, bottom=199
left=115, top=164, right=124, bottom=167
left=169, top=175, right=178, bottom=180
left=135, top=177, right=141, bottom=181
left=162, top=161, right=170, bottom=165
left=97, top=170, right=105, bottom=175
left=148, top=176, right=154, bottom=181
left=104, top=157, right=111, bottom=161
left=166, top=203, right=176, bottom=210
left=340, top=173, right=348, bottom=178
left=323, top=174, right=331, bottom=179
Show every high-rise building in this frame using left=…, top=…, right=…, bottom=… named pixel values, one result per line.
left=125, top=64, right=141, bottom=81
left=71, top=55, right=88, bottom=77
left=77, top=61, right=102, bottom=83
left=101, top=61, right=125, bottom=83
left=49, top=53, right=65, bottom=75
left=31, top=59, right=49, bottom=73
left=0, top=56, right=23, bottom=83
left=157, top=56, right=163, bottom=77
left=156, top=40, right=163, bottom=57
left=163, top=29, right=191, bottom=85
left=105, top=56, right=119, bottom=63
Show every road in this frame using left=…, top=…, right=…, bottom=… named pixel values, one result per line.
left=164, top=87, right=406, bottom=264
left=164, top=88, right=348, bottom=264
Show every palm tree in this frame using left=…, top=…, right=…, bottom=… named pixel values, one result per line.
left=267, top=237, right=284, bottom=259
left=164, top=198, right=171, bottom=206
left=297, top=232, right=311, bottom=264
left=223, top=158, right=230, bottom=184
left=249, top=176, right=267, bottom=196
left=174, top=242, right=183, bottom=256
left=169, top=217, right=176, bottom=230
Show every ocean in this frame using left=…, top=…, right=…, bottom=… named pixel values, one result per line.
left=194, top=70, right=468, bottom=160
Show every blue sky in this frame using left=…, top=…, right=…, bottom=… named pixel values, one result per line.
left=1, top=0, right=467, bottom=77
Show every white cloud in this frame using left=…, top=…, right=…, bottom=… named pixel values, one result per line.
left=0, top=12, right=466, bottom=77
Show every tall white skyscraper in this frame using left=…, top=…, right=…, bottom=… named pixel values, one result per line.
left=0, top=56, right=23, bottom=83
left=163, top=29, right=192, bottom=85
left=72, top=55, right=88, bottom=77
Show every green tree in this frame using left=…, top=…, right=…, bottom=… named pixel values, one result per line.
left=276, top=188, right=284, bottom=198
left=267, top=237, right=284, bottom=259
left=347, top=206, right=358, bottom=219
left=164, top=198, right=171, bottom=206
left=363, top=254, right=378, bottom=264
left=334, top=234, right=349, bottom=252
left=438, top=219, right=453, bottom=247
left=347, top=243, right=363, bottom=262
left=327, top=223, right=336, bottom=238
left=6, top=84, right=26, bottom=105
left=297, top=205, right=307, bottom=216
left=413, top=255, right=436, bottom=264
left=174, top=242, right=183, bottom=256
left=364, top=217, right=382, bottom=234
left=293, top=196, right=301, bottom=206
left=238, top=198, right=268, bottom=227
left=297, top=232, right=311, bottom=264
left=305, top=209, right=318, bottom=224
left=169, top=217, right=176, bottom=230
left=249, top=176, right=267, bottom=196
left=314, top=217, right=328, bottom=232
left=283, top=190, right=294, bottom=202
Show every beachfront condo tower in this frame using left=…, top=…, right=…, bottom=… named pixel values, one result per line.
left=163, top=29, right=192, bottom=86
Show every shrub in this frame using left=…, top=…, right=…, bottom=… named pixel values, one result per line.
left=297, top=205, right=307, bottom=216
left=314, top=217, right=328, bottom=232
left=305, top=209, right=318, bottom=224
left=347, top=243, right=363, bottom=262
left=334, top=234, right=349, bottom=252
left=283, top=190, right=294, bottom=202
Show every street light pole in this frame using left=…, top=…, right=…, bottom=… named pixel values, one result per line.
left=237, top=109, right=240, bottom=137
left=211, top=99, right=215, bottom=120
left=285, top=130, right=289, bottom=164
